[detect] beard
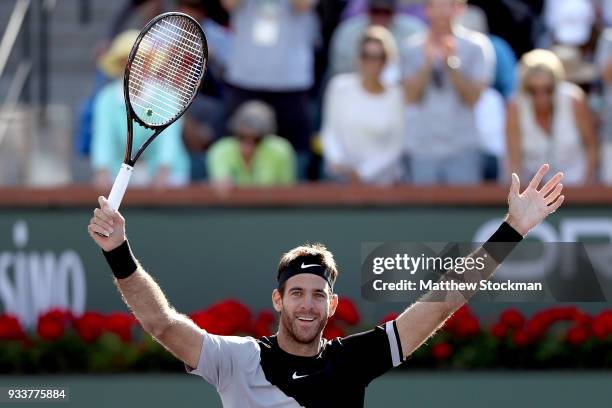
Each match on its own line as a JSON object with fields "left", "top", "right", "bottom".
{"left": 280, "top": 306, "right": 328, "bottom": 345}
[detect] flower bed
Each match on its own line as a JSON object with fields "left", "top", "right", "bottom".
{"left": 1, "top": 300, "right": 611, "bottom": 373}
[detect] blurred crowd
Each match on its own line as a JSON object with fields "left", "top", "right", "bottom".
{"left": 79, "top": 0, "right": 612, "bottom": 188}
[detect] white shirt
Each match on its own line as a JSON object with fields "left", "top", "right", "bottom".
{"left": 517, "top": 81, "right": 587, "bottom": 185}
{"left": 321, "top": 73, "right": 405, "bottom": 185}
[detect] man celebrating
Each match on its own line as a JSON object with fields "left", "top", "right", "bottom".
{"left": 402, "top": 0, "right": 495, "bottom": 184}
{"left": 88, "top": 164, "right": 564, "bottom": 407}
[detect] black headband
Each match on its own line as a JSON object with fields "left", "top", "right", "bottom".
{"left": 277, "top": 255, "right": 334, "bottom": 289}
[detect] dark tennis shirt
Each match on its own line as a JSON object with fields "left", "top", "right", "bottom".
{"left": 187, "top": 320, "right": 405, "bottom": 407}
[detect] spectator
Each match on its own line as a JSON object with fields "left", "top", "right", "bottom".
{"left": 329, "top": 0, "right": 425, "bottom": 84}
{"left": 402, "top": 0, "right": 495, "bottom": 184}
{"left": 595, "top": 28, "right": 612, "bottom": 184}
{"left": 220, "top": 0, "right": 319, "bottom": 173}
{"left": 322, "top": 26, "right": 404, "bottom": 185}
{"left": 207, "top": 101, "right": 297, "bottom": 186}
{"left": 459, "top": 5, "right": 517, "bottom": 99}
{"left": 91, "top": 31, "right": 190, "bottom": 189}
{"left": 506, "top": 50, "right": 598, "bottom": 185}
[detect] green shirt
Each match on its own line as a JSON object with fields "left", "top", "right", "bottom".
{"left": 207, "top": 136, "right": 296, "bottom": 186}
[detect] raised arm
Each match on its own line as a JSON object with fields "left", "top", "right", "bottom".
{"left": 88, "top": 196, "right": 204, "bottom": 369}
{"left": 442, "top": 36, "right": 487, "bottom": 106}
{"left": 395, "top": 164, "right": 565, "bottom": 358}
{"left": 403, "top": 39, "right": 434, "bottom": 104}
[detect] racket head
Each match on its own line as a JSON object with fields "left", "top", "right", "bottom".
{"left": 124, "top": 12, "right": 208, "bottom": 130}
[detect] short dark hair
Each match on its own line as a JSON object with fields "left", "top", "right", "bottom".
{"left": 276, "top": 243, "right": 338, "bottom": 295}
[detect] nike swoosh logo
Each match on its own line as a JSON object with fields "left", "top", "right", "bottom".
{"left": 292, "top": 372, "right": 309, "bottom": 380}
{"left": 301, "top": 263, "right": 320, "bottom": 269}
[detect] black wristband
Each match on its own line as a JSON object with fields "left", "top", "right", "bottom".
{"left": 102, "top": 240, "right": 138, "bottom": 279}
{"left": 482, "top": 222, "right": 524, "bottom": 263}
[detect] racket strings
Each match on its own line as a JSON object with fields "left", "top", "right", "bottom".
{"left": 130, "top": 39, "right": 198, "bottom": 114}
{"left": 132, "top": 41, "right": 202, "bottom": 91}
{"left": 138, "top": 23, "right": 202, "bottom": 78}
{"left": 128, "top": 15, "right": 205, "bottom": 127}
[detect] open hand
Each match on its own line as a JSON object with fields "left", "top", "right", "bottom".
{"left": 505, "top": 164, "right": 565, "bottom": 236}
{"left": 87, "top": 196, "right": 127, "bottom": 252}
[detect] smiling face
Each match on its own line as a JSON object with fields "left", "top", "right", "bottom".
{"left": 273, "top": 274, "right": 338, "bottom": 345}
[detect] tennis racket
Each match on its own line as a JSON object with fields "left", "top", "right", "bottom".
{"left": 106, "top": 12, "right": 208, "bottom": 211}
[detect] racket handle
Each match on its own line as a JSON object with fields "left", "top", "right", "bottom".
{"left": 108, "top": 164, "right": 134, "bottom": 211}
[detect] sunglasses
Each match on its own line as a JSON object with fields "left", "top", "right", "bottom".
{"left": 526, "top": 85, "right": 554, "bottom": 96}
{"left": 360, "top": 51, "right": 386, "bottom": 61}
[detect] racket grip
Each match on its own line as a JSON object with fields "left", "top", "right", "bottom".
{"left": 108, "top": 164, "right": 134, "bottom": 211}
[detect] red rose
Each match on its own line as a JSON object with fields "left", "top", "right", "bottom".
{"left": 207, "top": 300, "right": 252, "bottom": 334}
{"left": 334, "top": 298, "right": 360, "bottom": 326}
{"left": 447, "top": 305, "right": 470, "bottom": 323}
{"left": 105, "top": 313, "right": 135, "bottom": 342}
{"left": 43, "top": 308, "right": 73, "bottom": 323}
{"left": 0, "top": 314, "right": 26, "bottom": 341}
{"left": 500, "top": 309, "right": 525, "bottom": 330}
{"left": 455, "top": 315, "right": 480, "bottom": 337}
{"left": 323, "top": 322, "right": 345, "bottom": 340}
{"left": 491, "top": 323, "right": 508, "bottom": 339}
{"left": 566, "top": 326, "right": 588, "bottom": 345}
{"left": 571, "top": 310, "right": 592, "bottom": 326}
{"left": 36, "top": 309, "right": 73, "bottom": 341}
{"left": 379, "top": 313, "right": 400, "bottom": 325}
{"left": 562, "top": 306, "right": 580, "bottom": 321}
{"left": 37, "top": 315, "right": 65, "bottom": 341}
{"left": 74, "top": 312, "right": 105, "bottom": 343}
{"left": 190, "top": 311, "right": 221, "bottom": 333}
{"left": 591, "top": 319, "right": 607, "bottom": 339}
{"left": 525, "top": 318, "right": 548, "bottom": 340}
{"left": 431, "top": 342, "right": 453, "bottom": 360}
{"left": 512, "top": 329, "right": 530, "bottom": 347}
{"left": 444, "top": 305, "right": 479, "bottom": 336}
{"left": 591, "top": 311, "right": 612, "bottom": 340}
{"left": 252, "top": 311, "right": 276, "bottom": 337}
